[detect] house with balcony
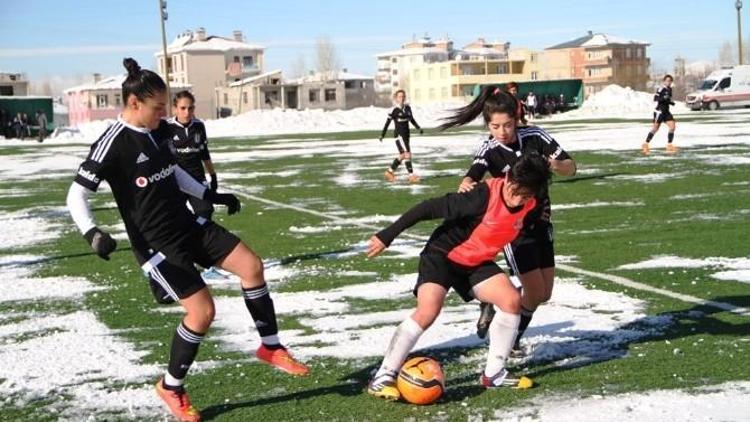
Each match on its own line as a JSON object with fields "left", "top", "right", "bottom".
{"left": 407, "top": 39, "right": 526, "bottom": 104}
{"left": 546, "top": 31, "right": 650, "bottom": 98}
{"left": 64, "top": 73, "right": 189, "bottom": 127}
{"left": 155, "top": 28, "right": 265, "bottom": 118}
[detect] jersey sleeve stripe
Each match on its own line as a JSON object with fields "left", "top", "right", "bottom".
{"left": 91, "top": 122, "right": 121, "bottom": 160}
{"left": 92, "top": 122, "right": 123, "bottom": 162}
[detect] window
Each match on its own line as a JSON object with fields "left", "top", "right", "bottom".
{"left": 96, "top": 94, "right": 108, "bottom": 108}
{"left": 243, "top": 56, "right": 254, "bottom": 69}
{"left": 392, "top": 81, "right": 399, "bottom": 87}
{"left": 440, "top": 67, "right": 447, "bottom": 78}
{"left": 223, "top": 93, "right": 228, "bottom": 105}
{"left": 309, "top": 89, "right": 319, "bottom": 103}
{"left": 325, "top": 88, "right": 337, "bottom": 101}
{"left": 531, "top": 71, "right": 538, "bottom": 81}
{"left": 392, "top": 69, "right": 398, "bottom": 75}
{"left": 719, "top": 78, "right": 731, "bottom": 89}
{"left": 392, "top": 57, "right": 398, "bottom": 63}
{"left": 625, "top": 48, "right": 632, "bottom": 59}
{"left": 531, "top": 53, "right": 538, "bottom": 63}
{"left": 234, "top": 56, "right": 240, "bottom": 63}
{"left": 114, "top": 93, "right": 121, "bottom": 106}
{"left": 441, "top": 87, "right": 448, "bottom": 98}
{"left": 243, "top": 92, "right": 248, "bottom": 104}
{"left": 345, "top": 80, "right": 354, "bottom": 89}
{"left": 428, "top": 88, "right": 435, "bottom": 100}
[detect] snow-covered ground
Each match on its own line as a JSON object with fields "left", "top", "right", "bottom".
{"left": 12, "top": 83, "right": 726, "bottom": 146}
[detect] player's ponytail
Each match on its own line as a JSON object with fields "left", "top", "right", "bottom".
{"left": 121, "top": 57, "right": 167, "bottom": 104}
{"left": 439, "top": 85, "right": 518, "bottom": 131}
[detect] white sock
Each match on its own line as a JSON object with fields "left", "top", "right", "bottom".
{"left": 164, "top": 372, "right": 184, "bottom": 388}
{"left": 375, "top": 317, "right": 424, "bottom": 379}
{"left": 484, "top": 307, "right": 520, "bottom": 377}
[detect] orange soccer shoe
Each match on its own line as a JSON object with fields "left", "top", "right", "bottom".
{"left": 155, "top": 378, "right": 201, "bottom": 422}
{"left": 256, "top": 344, "right": 310, "bottom": 376}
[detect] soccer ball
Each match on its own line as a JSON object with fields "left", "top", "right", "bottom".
{"left": 397, "top": 356, "right": 445, "bottom": 405}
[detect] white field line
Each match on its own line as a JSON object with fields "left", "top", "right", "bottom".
{"left": 229, "top": 184, "right": 750, "bottom": 318}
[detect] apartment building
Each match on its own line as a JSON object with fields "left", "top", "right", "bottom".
{"left": 155, "top": 28, "right": 265, "bottom": 118}
{"left": 546, "top": 31, "right": 650, "bottom": 97}
{"left": 374, "top": 36, "right": 453, "bottom": 104}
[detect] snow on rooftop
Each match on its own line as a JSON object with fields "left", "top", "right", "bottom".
{"left": 581, "top": 33, "right": 649, "bottom": 47}
{"left": 163, "top": 32, "right": 264, "bottom": 54}
{"left": 63, "top": 74, "right": 190, "bottom": 94}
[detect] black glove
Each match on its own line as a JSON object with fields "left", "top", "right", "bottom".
{"left": 669, "top": 101, "right": 676, "bottom": 106}
{"left": 83, "top": 227, "right": 117, "bottom": 260}
{"left": 205, "top": 190, "right": 241, "bottom": 215}
{"left": 209, "top": 173, "right": 218, "bottom": 192}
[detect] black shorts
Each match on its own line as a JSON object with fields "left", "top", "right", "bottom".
{"left": 503, "top": 223, "right": 555, "bottom": 275}
{"left": 653, "top": 110, "right": 674, "bottom": 124}
{"left": 395, "top": 134, "right": 411, "bottom": 153}
{"left": 415, "top": 251, "right": 504, "bottom": 302}
{"left": 138, "top": 221, "right": 241, "bottom": 301}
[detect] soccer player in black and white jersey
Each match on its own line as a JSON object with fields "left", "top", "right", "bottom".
{"left": 440, "top": 85, "right": 577, "bottom": 356}
{"left": 167, "top": 90, "right": 217, "bottom": 219}
{"left": 66, "top": 59, "right": 308, "bottom": 422}
{"left": 379, "top": 89, "right": 423, "bottom": 183}
{"left": 642, "top": 74, "right": 678, "bottom": 155}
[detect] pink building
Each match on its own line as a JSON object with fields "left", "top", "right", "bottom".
{"left": 64, "top": 74, "right": 190, "bottom": 127}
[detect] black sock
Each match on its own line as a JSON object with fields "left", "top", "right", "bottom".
{"left": 645, "top": 132, "right": 654, "bottom": 143}
{"left": 668, "top": 132, "right": 674, "bottom": 143}
{"left": 404, "top": 160, "right": 413, "bottom": 174}
{"left": 514, "top": 306, "right": 534, "bottom": 346}
{"left": 242, "top": 284, "right": 282, "bottom": 348}
{"left": 389, "top": 159, "right": 401, "bottom": 172}
{"left": 166, "top": 321, "right": 205, "bottom": 386}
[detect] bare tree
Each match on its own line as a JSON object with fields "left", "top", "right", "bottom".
{"left": 315, "top": 36, "right": 340, "bottom": 79}
{"left": 290, "top": 53, "right": 308, "bottom": 79}
{"left": 719, "top": 41, "right": 736, "bottom": 66}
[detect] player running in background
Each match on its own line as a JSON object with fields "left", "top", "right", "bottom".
{"left": 66, "top": 58, "right": 308, "bottom": 422}
{"left": 642, "top": 74, "right": 678, "bottom": 155}
{"left": 441, "top": 86, "right": 576, "bottom": 356}
{"left": 365, "top": 153, "right": 550, "bottom": 401}
{"left": 506, "top": 82, "right": 528, "bottom": 126}
{"left": 379, "top": 89, "right": 423, "bottom": 183}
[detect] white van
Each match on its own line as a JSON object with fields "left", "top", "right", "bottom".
{"left": 685, "top": 65, "right": 750, "bottom": 110}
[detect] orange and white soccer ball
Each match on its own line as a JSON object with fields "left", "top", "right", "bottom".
{"left": 397, "top": 356, "right": 445, "bottom": 405}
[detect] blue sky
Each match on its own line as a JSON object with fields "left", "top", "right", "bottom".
{"left": 0, "top": 0, "right": 746, "bottom": 81}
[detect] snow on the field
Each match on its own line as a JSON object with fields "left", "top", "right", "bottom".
{"left": 553, "top": 201, "right": 644, "bottom": 211}
{"left": 559, "top": 84, "right": 690, "bottom": 119}
{"left": 0, "top": 209, "right": 63, "bottom": 250}
{"left": 498, "top": 381, "right": 750, "bottom": 422}
{"left": 617, "top": 255, "right": 750, "bottom": 284}
{"left": 181, "top": 274, "right": 658, "bottom": 364}
{"left": 0, "top": 256, "right": 101, "bottom": 302}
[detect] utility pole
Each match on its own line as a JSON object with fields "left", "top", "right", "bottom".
{"left": 158, "top": 0, "right": 172, "bottom": 115}
{"left": 738, "top": 0, "right": 744, "bottom": 65}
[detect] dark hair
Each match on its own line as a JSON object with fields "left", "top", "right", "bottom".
{"left": 663, "top": 74, "right": 674, "bottom": 81}
{"left": 122, "top": 58, "right": 167, "bottom": 103}
{"left": 173, "top": 90, "right": 195, "bottom": 106}
{"left": 507, "top": 152, "right": 551, "bottom": 198}
{"left": 506, "top": 82, "right": 518, "bottom": 90}
{"left": 439, "top": 85, "right": 518, "bottom": 131}
{"left": 393, "top": 89, "right": 406, "bottom": 98}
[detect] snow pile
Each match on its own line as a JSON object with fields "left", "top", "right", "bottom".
{"left": 618, "top": 255, "right": 750, "bottom": 284}
{"left": 562, "top": 84, "right": 689, "bottom": 118}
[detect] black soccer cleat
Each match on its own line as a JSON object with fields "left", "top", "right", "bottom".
{"left": 476, "top": 302, "right": 496, "bottom": 339}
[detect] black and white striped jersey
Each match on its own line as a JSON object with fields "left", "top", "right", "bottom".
{"left": 166, "top": 118, "right": 210, "bottom": 181}
{"left": 465, "top": 126, "right": 571, "bottom": 229}
{"left": 654, "top": 85, "right": 674, "bottom": 113}
{"left": 380, "top": 105, "right": 421, "bottom": 139}
{"left": 73, "top": 118, "right": 197, "bottom": 252}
